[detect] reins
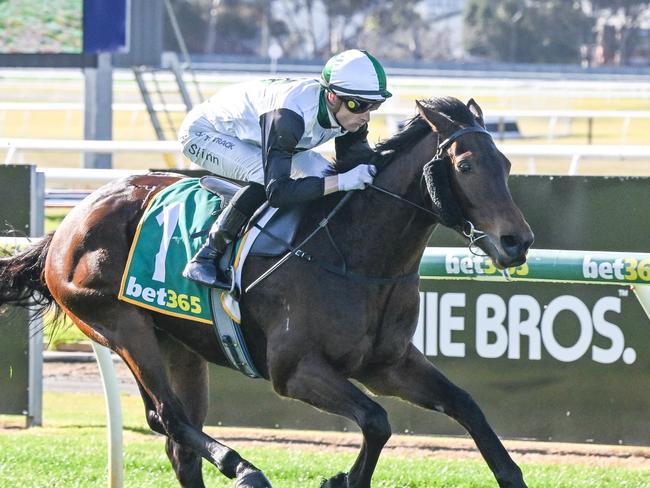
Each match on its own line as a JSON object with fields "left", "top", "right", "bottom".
{"left": 367, "top": 183, "right": 438, "bottom": 218}
{"left": 245, "top": 187, "right": 421, "bottom": 293}
{"left": 245, "top": 192, "right": 355, "bottom": 292}
{"left": 245, "top": 124, "right": 499, "bottom": 293}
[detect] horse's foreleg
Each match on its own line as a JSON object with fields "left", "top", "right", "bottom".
{"left": 95, "top": 308, "right": 271, "bottom": 488}
{"left": 361, "top": 345, "right": 527, "bottom": 488}
{"left": 272, "top": 355, "right": 390, "bottom": 488}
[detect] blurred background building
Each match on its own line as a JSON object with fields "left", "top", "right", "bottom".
{"left": 158, "top": 0, "right": 649, "bottom": 67}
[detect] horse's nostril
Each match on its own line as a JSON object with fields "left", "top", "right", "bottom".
{"left": 501, "top": 234, "right": 534, "bottom": 257}
{"left": 523, "top": 234, "right": 534, "bottom": 252}
{"left": 501, "top": 235, "right": 521, "bottom": 255}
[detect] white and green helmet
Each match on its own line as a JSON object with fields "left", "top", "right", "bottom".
{"left": 320, "top": 49, "right": 392, "bottom": 101}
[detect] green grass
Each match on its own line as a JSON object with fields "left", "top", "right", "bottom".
{"left": 45, "top": 208, "right": 69, "bottom": 234}
{"left": 0, "top": 0, "right": 82, "bottom": 53}
{"left": 1, "top": 392, "right": 648, "bottom": 487}
{"left": 1, "top": 427, "right": 648, "bottom": 487}
{"left": 43, "top": 317, "right": 88, "bottom": 350}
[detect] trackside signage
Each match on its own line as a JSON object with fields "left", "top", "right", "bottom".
{"left": 413, "top": 291, "right": 635, "bottom": 364}
{"left": 415, "top": 249, "right": 648, "bottom": 365}
{"left": 413, "top": 177, "right": 650, "bottom": 445}
{"left": 410, "top": 277, "right": 650, "bottom": 445}
{"left": 419, "top": 248, "right": 650, "bottom": 285}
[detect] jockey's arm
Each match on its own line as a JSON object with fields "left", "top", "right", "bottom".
{"left": 260, "top": 109, "right": 334, "bottom": 208}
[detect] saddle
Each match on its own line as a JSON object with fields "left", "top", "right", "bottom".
{"left": 199, "top": 176, "right": 308, "bottom": 378}
{"left": 198, "top": 175, "right": 306, "bottom": 259}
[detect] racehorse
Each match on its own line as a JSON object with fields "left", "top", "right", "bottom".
{"left": 0, "top": 97, "right": 533, "bottom": 488}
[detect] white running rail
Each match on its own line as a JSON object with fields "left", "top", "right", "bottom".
{"left": 2, "top": 138, "right": 649, "bottom": 180}
{"left": 1, "top": 138, "right": 184, "bottom": 168}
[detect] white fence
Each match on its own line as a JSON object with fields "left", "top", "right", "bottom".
{"left": 2, "top": 138, "right": 649, "bottom": 184}
{"left": 1, "top": 138, "right": 183, "bottom": 167}
{"left": 379, "top": 108, "right": 650, "bottom": 143}
{"left": 4, "top": 101, "right": 650, "bottom": 143}
{"left": 499, "top": 143, "right": 650, "bottom": 174}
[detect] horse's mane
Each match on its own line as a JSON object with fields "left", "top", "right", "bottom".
{"left": 373, "top": 97, "right": 475, "bottom": 170}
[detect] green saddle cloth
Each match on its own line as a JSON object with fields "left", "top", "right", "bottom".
{"left": 118, "top": 178, "right": 222, "bottom": 324}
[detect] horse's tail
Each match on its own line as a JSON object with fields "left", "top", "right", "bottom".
{"left": 0, "top": 233, "right": 58, "bottom": 318}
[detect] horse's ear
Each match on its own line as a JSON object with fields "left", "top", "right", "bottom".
{"left": 467, "top": 98, "right": 485, "bottom": 128}
{"left": 416, "top": 100, "right": 455, "bottom": 134}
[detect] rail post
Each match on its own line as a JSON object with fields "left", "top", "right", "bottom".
{"left": 91, "top": 342, "right": 124, "bottom": 488}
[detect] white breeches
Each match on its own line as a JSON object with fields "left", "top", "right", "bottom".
{"left": 178, "top": 116, "right": 332, "bottom": 184}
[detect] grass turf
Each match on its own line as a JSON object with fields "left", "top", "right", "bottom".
{"left": 0, "top": 392, "right": 648, "bottom": 487}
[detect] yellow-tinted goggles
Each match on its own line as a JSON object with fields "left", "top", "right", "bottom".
{"left": 341, "top": 97, "right": 383, "bottom": 114}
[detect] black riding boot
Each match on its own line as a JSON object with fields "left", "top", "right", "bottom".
{"left": 182, "top": 202, "right": 249, "bottom": 289}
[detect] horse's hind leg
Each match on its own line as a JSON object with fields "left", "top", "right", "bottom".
{"left": 88, "top": 306, "right": 271, "bottom": 487}
{"left": 158, "top": 333, "right": 210, "bottom": 487}
{"left": 159, "top": 334, "right": 210, "bottom": 487}
{"left": 360, "top": 345, "right": 527, "bottom": 488}
{"left": 133, "top": 366, "right": 205, "bottom": 488}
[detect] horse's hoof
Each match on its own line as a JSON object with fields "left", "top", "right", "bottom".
{"left": 236, "top": 470, "right": 272, "bottom": 488}
{"left": 497, "top": 471, "right": 528, "bottom": 488}
{"left": 502, "top": 481, "right": 528, "bottom": 488}
{"left": 320, "top": 472, "right": 348, "bottom": 488}
{"left": 499, "top": 482, "right": 528, "bottom": 488}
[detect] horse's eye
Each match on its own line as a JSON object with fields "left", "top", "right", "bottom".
{"left": 458, "top": 162, "right": 471, "bottom": 173}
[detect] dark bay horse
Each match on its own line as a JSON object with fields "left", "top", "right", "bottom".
{"left": 0, "top": 97, "right": 533, "bottom": 488}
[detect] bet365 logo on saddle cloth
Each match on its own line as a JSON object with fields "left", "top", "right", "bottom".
{"left": 118, "top": 178, "right": 222, "bottom": 324}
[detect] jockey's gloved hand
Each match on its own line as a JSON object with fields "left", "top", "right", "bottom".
{"left": 338, "top": 164, "right": 377, "bottom": 191}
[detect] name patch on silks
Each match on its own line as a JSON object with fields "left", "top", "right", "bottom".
{"left": 118, "top": 178, "right": 222, "bottom": 324}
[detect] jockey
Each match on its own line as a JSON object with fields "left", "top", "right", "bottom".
{"left": 179, "top": 49, "right": 392, "bottom": 289}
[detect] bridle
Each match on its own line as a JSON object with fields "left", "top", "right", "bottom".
{"left": 368, "top": 124, "right": 513, "bottom": 280}
{"left": 372, "top": 124, "right": 493, "bottom": 256}
{"left": 245, "top": 124, "right": 498, "bottom": 292}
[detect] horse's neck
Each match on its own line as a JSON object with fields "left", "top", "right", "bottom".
{"left": 376, "top": 133, "right": 434, "bottom": 195}
{"left": 332, "top": 135, "right": 437, "bottom": 276}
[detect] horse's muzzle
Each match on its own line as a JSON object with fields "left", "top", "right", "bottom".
{"left": 496, "top": 231, "right": 534, "bottom": 268}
